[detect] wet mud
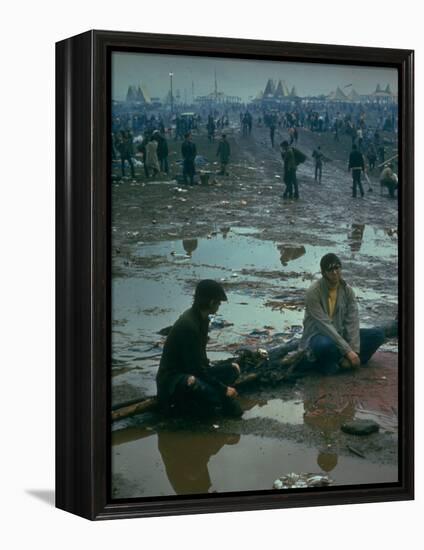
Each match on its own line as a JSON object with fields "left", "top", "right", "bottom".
{"left": 111, "top": 120, "right": 398, "bottom": 498}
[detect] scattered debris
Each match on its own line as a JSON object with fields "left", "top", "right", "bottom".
{"left": 341, "top": 420, "right": 380, "bottom": 436}
{"left": 347, "top": 445, "right": 366, "bottom": 459}
{"left": 273, "top": 473, "right": 332, "bottom": 490}
{"left": 209, "top": 318, "right": 234, "bottom": 330}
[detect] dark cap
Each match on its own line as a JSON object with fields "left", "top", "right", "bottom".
{"left": 320, "top": 253, "right": 342, "bottom": 272}
{"left": 194, "top": 279, "right": 227, "bottom": 302}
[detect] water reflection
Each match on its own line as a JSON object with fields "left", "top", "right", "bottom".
{"left": 182, "top": 238, "right": 198, "bottom": 256}
{"left": 220, "top": 226, "right": 230, "bottom": 239}
{"left": 317, "top": 450, "right": 338, "bottom": 473}
{"left": 277, "top": 245, "right": 306, "bottom": 266}
{"left": 157, "top": 431, "right": 240, "bottom": 494}
{"left": 242, "top": 397, "right": 305, "bottom": 424}
{"left": 303, "top": 378, "right": 356, "bottom": 435}
{"left": 348, "top": 223, "right": 365, "bottom": 254}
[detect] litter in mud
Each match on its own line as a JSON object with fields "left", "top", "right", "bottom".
{"left": 273, "top": 473, "right": 332, "bottom": 490}
{"left": 347, "top": 445, "right": 366, "bottom": 459}
{"left": 341, "top": 419, "right": 380, "bottom": 436}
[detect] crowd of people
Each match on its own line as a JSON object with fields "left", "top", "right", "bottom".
{"left": 111, "top": 100, "right": 398, "bottom": 200}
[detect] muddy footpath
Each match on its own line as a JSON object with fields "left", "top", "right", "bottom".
{"left": 110, "top": 120, "right": 399, "bottom": 498}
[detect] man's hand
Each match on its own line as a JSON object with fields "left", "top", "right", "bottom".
{"left": 345, "top": 350, "right": 360, "bottom": 368}
{"left": 226, "top": 386, "right": 238, "bottom": 398}
{"left": 187, "top": 376, "right": 196, "bottom": 387}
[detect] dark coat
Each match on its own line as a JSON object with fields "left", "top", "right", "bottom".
{"left": 217, "top": 140, "right": 231, "bottom": 163}
{"left": 281, "top": 147, "right": 296, "bottom": 183}
{"left": 156, "top": 306, "right": 226, "bottom": 405}
{"left": 156, "top": 135, "right": 169, "bottom": 160}
{"left": 182, "top": 140, "right": 197, "bottom": 162}
{"left": 348, "top": 150, "right": 365, "bottom": 171}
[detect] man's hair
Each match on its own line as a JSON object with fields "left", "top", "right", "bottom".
{"left": 320, "top": 253, "right": 342, "bottom": 272}
{"left": 352, "top": 144, "right": 357, "bottom": 150}
{"left": 184, "top": 132, "right": 191, "bottom": 139}
{"left": 193, "top": 279, "right": 228, "bottom": 308}
{"left": 281, "top": 140, "right": 289, "bottom": 148}
{"left": 222, "top": 134, "right": 226, "bottom": 138}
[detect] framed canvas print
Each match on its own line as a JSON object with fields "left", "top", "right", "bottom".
{"left": 56, "top": 30, "right": 414, "bottom": 520}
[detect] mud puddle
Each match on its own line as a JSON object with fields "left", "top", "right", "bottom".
{"left": 111, "top": 426, "right": 397, "bottom": 498}
{"left": 112, "top": 227, "right": 397, "bottom": 403}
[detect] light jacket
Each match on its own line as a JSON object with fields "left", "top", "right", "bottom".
{"left": 299, "top": 277, "right": 360, "bottom": 355}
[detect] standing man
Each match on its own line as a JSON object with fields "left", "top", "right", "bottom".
{"left": 348, "top": 144, "right": 365, "bottom": 198}
{"left": 269, "top": 112, "right": 277, "bottom": 148}
{"left": 145, "top": 135, "right": 160, "bottom": 177}
{"left": 312, "top": 146, "right": 324, "bottom": 184}
{"left": 299, "top": 253, "right": 387, "bottom": 374}
{"left": 156, "top": 280, "right": 243, "bottom": 418}
{"left": 182, "top": 132, "right": 197, "bottom": 185}
{"left": 154, "top": 130, "right": 169, "bottom": 174}
{"left": 117, "top": 130, "right": 135, "bottom": 179}
{"left": 366, "top": 143, "right": 377, "bottom": 172}
{"left": 216, "top": 134, "right": 231, "bottom": 176}
{"left": 207, "top": 114, "right": 215, "bottom": 142}
{"left": 280, "top": 140, "right": 299, "bottom": 199}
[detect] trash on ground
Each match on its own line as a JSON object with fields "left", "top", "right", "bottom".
{"left": 273, "top": 473, "right": 332, "bottom": 490}
{"left": 341, "top": 419, "right": 380, "bottom": 436}
{"left": 209, "top": 318, "right": 235, "bottom": 330}
{"left": 347, "top": 445, "right": 366, "bottom": 458}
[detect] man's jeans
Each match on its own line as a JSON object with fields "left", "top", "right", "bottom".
{"left": 309, "top": 328, "right": 385, "bottom": 374}
{"left": 352, "top": 170, "right": 364, "bottom": 197}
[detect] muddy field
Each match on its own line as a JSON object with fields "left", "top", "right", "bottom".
{"left": 110, "top": 118, "right": 399, "bottom": 498}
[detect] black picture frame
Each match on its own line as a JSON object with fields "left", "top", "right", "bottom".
{"left": 56, "top": 29, "right": 414, "bottom": 520}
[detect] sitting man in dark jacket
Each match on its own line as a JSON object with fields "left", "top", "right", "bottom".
{"left": 156, "top": 280, "right": 243, "bottom": 418}
{"left": 299, "top": 253, "right": 389, "bottom": 374}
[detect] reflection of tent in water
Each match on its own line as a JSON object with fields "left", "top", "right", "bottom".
{"left": 277, "top": 245, "right": 306, "bottom": 265}
{"left": 158, "top": 431, "right": 240, "bottom": 495}
{"left": 348, "top": 223, "right": 365, "bottom": 254}
{"left": 182, "top": 238, "right": 198, "bottom": 255}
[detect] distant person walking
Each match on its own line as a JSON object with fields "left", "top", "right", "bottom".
{"left": 117, "top": 130, "right": 135, "bottom": 179}
{"left": 348, "top": 144, "right": 365, "bottom": 198}
{"left": 312, "top": 146, "right": 324, "bottom": 184}
{"left": 216, "top": 134, "right": 231, "bottom": 176}
{"left": 270, "top": 121, "right": 276, "bottom": 148}
{"left": 154, "top": 130, "right": 169, "bottom": 174}
{"left": 281, "top": 140, "right": 299, "bottom": 199}
{"left": 182, "top": 132, "right": 197, "bottom": 185}
{"left": 366, "top": 143, "right": 377, "bottom": 172}
{"left": 145, "top": 136, "right": 160, "bottom": 177}
{"left": 207, "top": 115, "right": 216, "bottom": 142}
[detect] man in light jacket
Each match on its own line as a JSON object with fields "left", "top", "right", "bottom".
{"left": 299, "top": 253, "right": 386, "bottom": 374}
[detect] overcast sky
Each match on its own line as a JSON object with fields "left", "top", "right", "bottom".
{"left": 112, "top": 51, "right": 398, "bottom": 102}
